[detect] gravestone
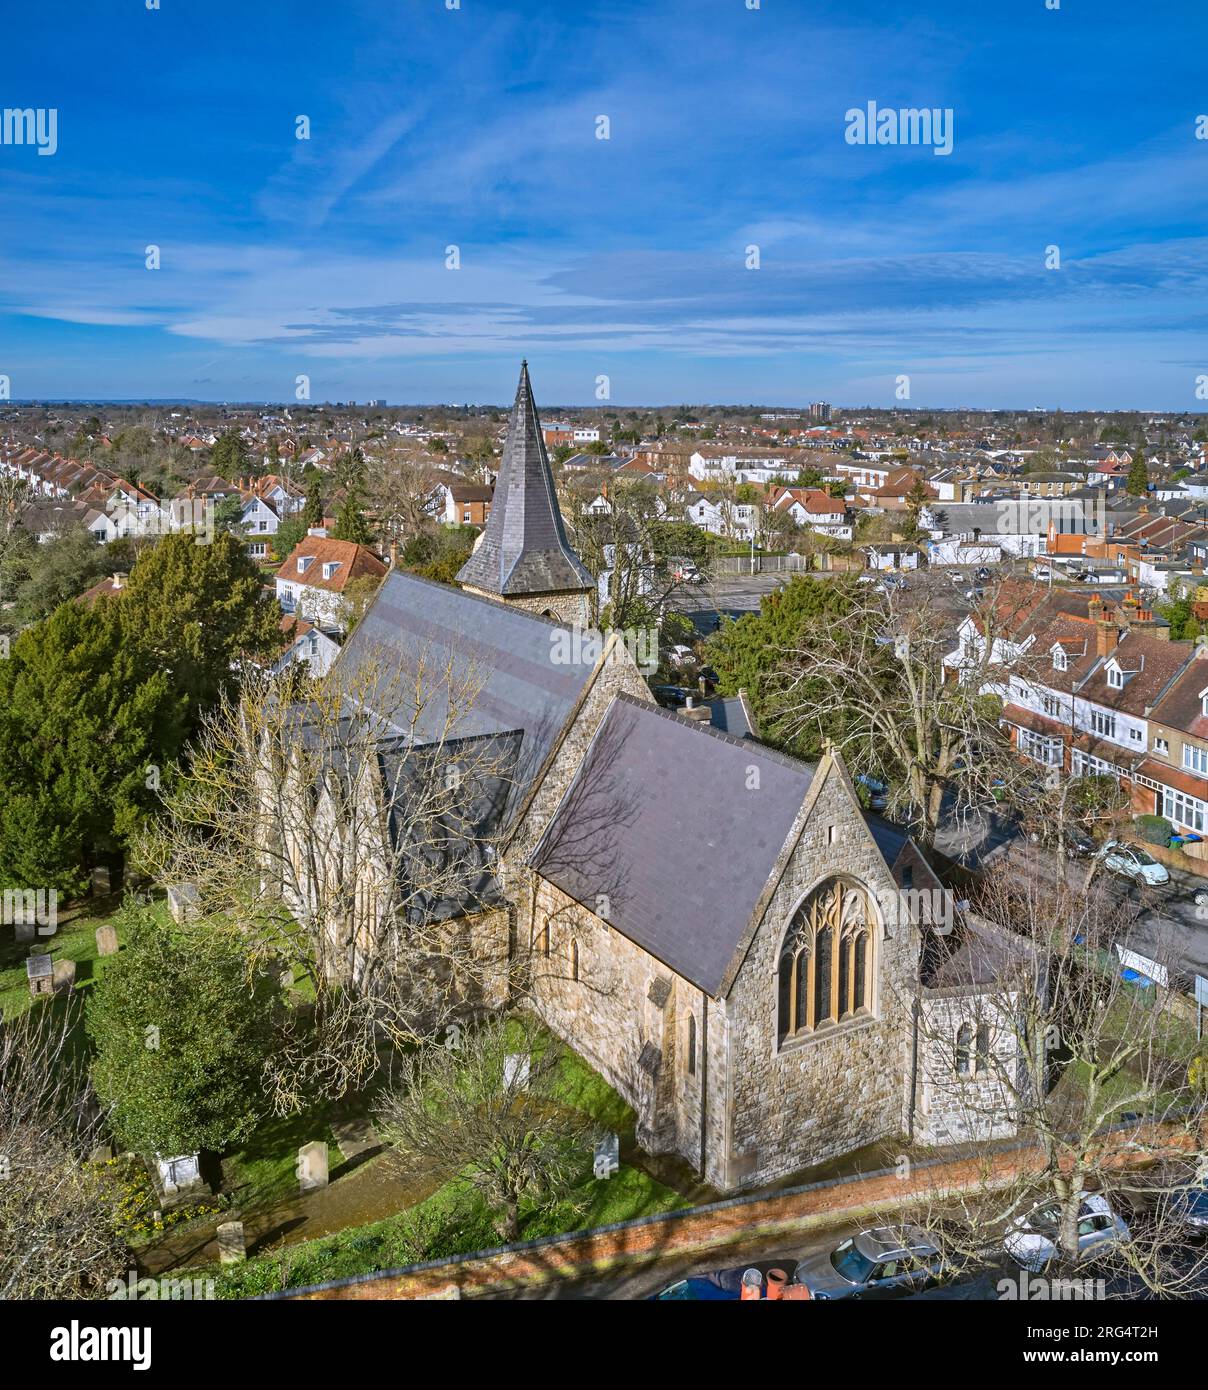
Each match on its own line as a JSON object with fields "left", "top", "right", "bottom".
{"left": 297, "top": 1141, "right": 329, "bottom": 1194}
{"left": 91, "top": 865, "right": 111, "bottom": 896}
{"left": 26, "top": 953, "right": 53, "bottom": 997}
{"left": 216, "top": 1221, "right": 246, "bottom": 1265}
{"left": 593, "top": 1131, "right": 620, "bottom": 1181}
{"left": 503, "top": 1053, "right": 530, "bottom": 1090}
{"left": 154, "top": 1152, "right": 204, "bottom": 1201}
{"left": 167, "top": 883, "right": 201, "bottom": 924}
{"left": 95, "top": 925, "right": 119, "bottom": 957}
{"left": 52, "top": 959, "right": 76, "bottom": 993}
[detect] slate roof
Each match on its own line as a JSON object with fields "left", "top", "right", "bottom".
{"left": 455, "top": 363, "right": 594, "bottom": 598}
{"left": 529, "top": 692, "right": 817, "bottom": 995}
{"left": 333, "top": 568, "right": 599, "bottom": 818}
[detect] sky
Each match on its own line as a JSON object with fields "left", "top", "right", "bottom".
{"left": 1, "top": 0, "right": 1207, "bottom": 409}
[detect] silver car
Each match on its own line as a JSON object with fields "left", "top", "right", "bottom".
{"left": 1003, "top": 1192, "right": 1130, "bottom": 1272}
{"left": 793, "top": 1225, "right": 944, "bottom": 1300}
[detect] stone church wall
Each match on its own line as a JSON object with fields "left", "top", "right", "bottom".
{"left": 913, "top": 987, "right": 1022, "bottom": 1147}
{"left": 720, "top": 761, "right": 918, "bottom": 1190}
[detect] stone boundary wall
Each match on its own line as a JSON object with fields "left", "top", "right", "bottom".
{"left": 267, "top": 1117, "right": 1202, "bottom": 1301}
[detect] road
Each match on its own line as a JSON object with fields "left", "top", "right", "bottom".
{"left": 936, "top": 808, "right": 1208, "bottom": 985}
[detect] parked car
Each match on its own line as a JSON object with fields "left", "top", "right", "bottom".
{"left": 1098, "top": 841, "right": 1170, "bottom": 887}
{"left": 665, "top": 644, "right": 696, "bottom": 667}
{"left": 1159, "top": 1179, "right": 1208, "bottom": 1238}
{"left": 947, "top": 570, "right": 966, "bottom": 585}
{"left": 975, "top": 567, "right": 993, "bottom": 581}
{"left": 1029, "top": 824, "right": 1097, "bottom": 859}
{"left": 857, "top": 573, "right": 879, "bottom": 586}
{"left": 793, "top": 1226, "right": 945, "bottom": 1300}
{"left": 650, "top": 684, "right": 692, "bottom": 709}
{"left": 1003, "top": 1193, "right": 1130, "bottom": 1272}
{"left": 650, "top": 1260, "right": 794, "bottom": 1300}
{"left": 964, "top": 585, "right": 985, "bottom": 602}
{"left": 668, "top": 556, "right": 703, "bottom": 584}
{"left": 855, "top": 774, "right": 888, "bottom": 812}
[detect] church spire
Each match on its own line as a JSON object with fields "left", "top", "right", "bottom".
{"left": 456, "top": 362, "right": 593, "bottom": 618}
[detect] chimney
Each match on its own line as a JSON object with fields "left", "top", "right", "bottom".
{"left": 681, "top": 694, "right": 711, "bottom": 723}
{"left": 307, "top": 526, "right": 327, "bottom": 538}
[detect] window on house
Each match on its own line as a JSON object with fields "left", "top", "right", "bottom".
{"left": 777, "top": 880, "right": 871, "bottom": 1043}
{"left": 1163, "top": 787, "right": 1208, "bottom": 833}
{"left": 1154, "top": 737, "right": 1169, "bottom": 755}
{"left": 1202, "top": 693, "right": 1208, "bottom": 720}
{"left": 975, "top": 1024, "right": 990, "bottom": 1073}
{"left": 955, "top": 1022, "right": 974, "bottom": 1076}
{"left": 1042, "top": 695, "right": 1060, "bottom": 718}
{"left": 298, "top": 556, "right": 314, "bottom": 574}
{"left": 686, "top": 1014, "right": 697, "bottom": 1076}
{"left": 1184, "top": 745, "right": 1208, "bottom": 775}
{"left": 1130, "top": 728, "right": 1142, "bottom": 742}
{"left": 1107, "top": 666, "right": 1123, "bottom": 689}
{"left": 1090, "top": 711, "right": 1116, "bottom": 739}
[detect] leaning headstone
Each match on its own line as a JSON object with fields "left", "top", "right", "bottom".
{"left": 503, "top": 1053, "right": 531, "bottom": 1090}
{"left": 167, "top": 882, "right": 201, "bottom": 924}
{"left": 216, "top": 1221, "right": 246, "bottom": 1265}
{"left": 26, "top": 953, "right": 54, "bottom": 997}
{"left": 593, "top": 1131, "right": 620, "bottom": 1181}
{"left": 156, "top": 1152, "right": 202, "bottom": 1197}
{"left": 52, "top": 958, "right": 76, "bottom": 993}
{"left": 91, "top": 865, "right": 111, "bottom": 897}
{"left": 297, "top": 1141, "right": 329, "bottom": 1194}
{"left": 95, "top": 925, "right": 119, "bottom": 957}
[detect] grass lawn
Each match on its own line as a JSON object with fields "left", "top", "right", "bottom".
{"left": 0, "top": 893, "right": 173, "bottom": 1021}
{"left": 198, "top": 1016, "right": 687, "bottom": 1297}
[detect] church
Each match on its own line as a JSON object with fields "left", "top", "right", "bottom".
{"left": 308, "top": 363, "right": 1025, "bottom": 1192}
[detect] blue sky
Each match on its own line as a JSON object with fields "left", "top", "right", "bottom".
{"left": 1, "top": 0, "right": 1206, "bottom": 408}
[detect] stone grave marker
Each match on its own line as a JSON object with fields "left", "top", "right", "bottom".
{"left": 503, "top": 1053, "right": 530, "bottom": 1090}
{"left": 297, "top": 1141, "right": 329, "bottom": 1194}
{"left": 91, "top": 865, "right": 111, "bottom": 896}
{"left": 52, "top": 958, "right": 76, "bottom": 993}
{"left": 217, "top": 1221, "right": 246, "bottom": 1265}
{"left": 593, "top": 1131, "right": 620, "bottom": 1181}
{"left": 95, "top": 925, "right": 119, "bottom": 957}
{"left": 26, "top": 953, "right": 54, "bottom": 997}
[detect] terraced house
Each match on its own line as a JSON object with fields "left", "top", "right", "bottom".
{"left": 977, "top": 583, "right": 1208, "bottom": 846}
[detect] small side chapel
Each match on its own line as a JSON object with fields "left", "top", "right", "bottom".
{"left": 319, "top": 362, "right": 1024, "bottom": 1191}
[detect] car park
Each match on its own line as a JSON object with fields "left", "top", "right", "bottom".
{"left": 1003, "top": 1192, "right": 1130, "bottom": 1272}
{"left": 793, "top": 1226, "right": 945, "bottom": 1300}
{"left": 1097, "top": 841, "right": 1170, "bottom": 887}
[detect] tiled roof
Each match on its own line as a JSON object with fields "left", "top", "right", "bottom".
{"left": 276, "top": 537, "right": 387, "bottom": 593}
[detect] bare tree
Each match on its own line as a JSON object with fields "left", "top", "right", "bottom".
{"left": 366, "top": 450, "right": 440, "bottom": 547}
{"left": 376, "top": 1014, "right": 599, "bottom": 1242}
{"left": 136, "top": 645, "right": 517, "bottom": 1115}
{"left": 772, "top": 575, "right": 1047, "bottom": 845}
{"left": 903, "top": 862, "right": 1208, "bottom": 1295}
{"left": 0, "top": 1003, "right": 126, "bottom": 1300}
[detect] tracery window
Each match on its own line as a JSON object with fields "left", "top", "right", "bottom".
{"left": 777, "top": 879, "right": 873, "bottom": 1043}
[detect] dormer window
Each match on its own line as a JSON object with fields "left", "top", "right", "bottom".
{"left": 322, "top": 561, "right": 341, "bottom": 581}
{"left": 1053, "top": 649, "right": 1068, "bottom": 672}
{"left": 1107, "top": 665, "right": 1123, "bottom": 689}
{"left": 1201, "top": 688, "right": 1208, "bottom": 719}
{"left": 297, "top": 555, "right": 314, "bottom": 575}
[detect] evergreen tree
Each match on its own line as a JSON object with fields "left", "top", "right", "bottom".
{"left": 331, "top": 489, "right": 374, "bottom": 545}
{"left": 119, "top": 532, "right": 283, "bottom": 724}
{"left": 301, "top": 480, "right": 324, "bottom": 530}
{"left": 0, "top": 601, "right": 183, "bottom": 894}
{"left": 1126, "top": 448, "right": 1149, "bottom": 496}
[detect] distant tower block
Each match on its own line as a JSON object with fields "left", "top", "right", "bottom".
{"left": 456, "top": 361, "right": 594, "bottom": 627}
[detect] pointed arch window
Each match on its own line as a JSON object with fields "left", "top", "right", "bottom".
{"left": 975, "top": 1023, "right": 991, "bottom": 1072}
{"left": 955, "top": 1022, "right": 974, "bottom": 1075}
{"left": 777, "top": 879, "right": 873, "bottom": 1044}
{"left": 686, "top": 1014, "right": 697, "bottom": 1076}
